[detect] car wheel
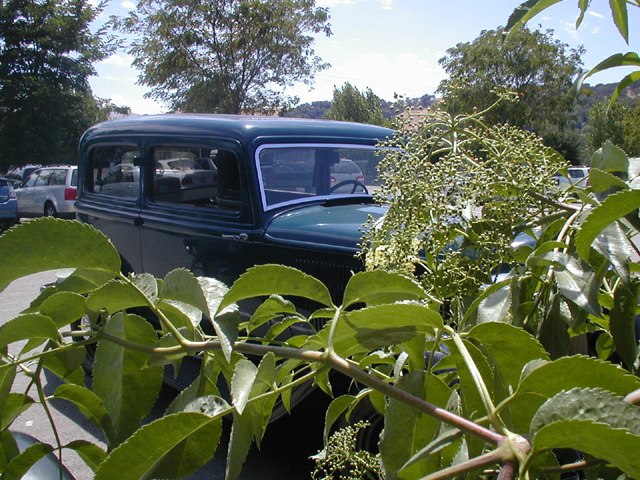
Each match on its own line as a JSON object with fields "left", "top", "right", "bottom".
{"left": 44, "top": 202, "right": 57, "bottom": 217}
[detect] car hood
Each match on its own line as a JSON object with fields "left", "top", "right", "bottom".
{"left": 264, "top": 202, "right": 387, "bottom": 251}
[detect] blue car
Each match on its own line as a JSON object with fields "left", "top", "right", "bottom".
{"left": 0, "top": 176, "right": 18, "bottom": 231}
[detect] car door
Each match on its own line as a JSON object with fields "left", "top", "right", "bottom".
{"left": 75, "top": 143, "right": 143, "bottom": 273}
{"left": 17, "top": 169, "right": 49, "bottom": 216}
{"left": 138, "top": 141, "right": 257, "bottom": 291}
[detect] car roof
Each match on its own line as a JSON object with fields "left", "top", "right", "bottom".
{"left": 80, "top": 114, "right": 395, "bottom": 149}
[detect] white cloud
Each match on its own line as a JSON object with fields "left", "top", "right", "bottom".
{"left": 294, "top": 51, "right": 444, "bottom": 102}
{"left": 109, "top": 93, "right": 166, "bottom": 116}
{"left": 588, "top": 11, "right": 605, "bottom": 19}
{"left": 99, "top": 53, "right": 135, "bottom": 67}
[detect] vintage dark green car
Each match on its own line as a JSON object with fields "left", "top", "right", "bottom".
{"left": 76, "top": 114, "right": 393, "bottom": 392}
{"left": 77, "top": 114, "right": 392, "bottom": 293}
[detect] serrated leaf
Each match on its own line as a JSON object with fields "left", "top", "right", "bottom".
{"left": 0, "top": 314, "right": 58, "bottom": 353}
{"left": 590, "top": 140, "right": 629, "bottom": 173}
{"left": 593, "top": 222, "right": 633, "bottom": 284}
{"left": 328, "top": 302, "right": 443, "bottom": 357}
{"left": 467, "top": 323, "right": 549, "bottom": 403}
{"left": 157, "top": 299, "right": 200, "bottom": 335}
{"left": 508, "top": 355, "right": 640, "bottom": 433}
{"left": 0, "top": 362, "right": 16, "bottom": 416}
{"left": 609, "top": 281, "right": 640, "bottom": 370}
{"left": 540, "top": 252, "right": 601, "bottom": 317}
{"left": 161, "top": 268, "right": 208, "bottom": 313}
{"left": 529, "top": 420, "right": 640, "bottom": 479}
{"left": 0, "top": 429, "right": 19, "bottom": 472}
{"left": 86, "top": 279, "right": 151, "bottom": 315}
{"left": 589, "top": 168, "right": 629, "bottom": 192}
{"left": 246, "top": 294, "right": 298, "bottom": 334}
{"left": 576, "top": 189, "right": 640, "bottom": 260}
{"left": 198, "top": 276, "right": 229, "bottom": 318}
{"left": 166, "top": 356, "right": 222, "bottom": 415}
{"left": 531, "top": 388, "right": 640, "bottom": 437}
{"left": 342, "top": 270, "right": 430, "bottom": 308}
{"left": 43, "top": 345, "right": 86, "bottom": 385}
{"left": 380, "top": 371, "right": 452, "bottom": 479}
{"left": 38, "top": 292, "right": 87, "bottom": 329}
{"left": 217, "top": 264, "right": 334, "bottom": 313}
{"left": 1, "top": 393, "right": 34, "bottom": 430}
{"left": 54, "top": 384, "right": 117, "bottom": 446}
{"left": 505, "top": 0, "right": 562, "bottom": 32}
{"left": 0, "top": 218, "right": 121, "bottom": 293}
{"left": 323, "top": 395, "right": 357, "bottom": 445}
{"left": 463, "top": 277, "right": 510, "bottom": 324}
{"left": 211, "top": 304, "right": 242, "bottom": 362}
{"left": 609, "top": 0, "right": 629, "bottom": 42}
{"left": 3, "top": 442, "right": 55, "bottom": 480}
{"left": 477, "top": 283, "right": 512, "bottom": 324}
{"left": 94, "top": 412, "right": 222, "bottom": 480}
{"left": 231, "top": 359, "right": 257, "bottom": 415}
{"left": 92, "top": 312, "right": 163, "bottom": 446}
{"left": 65, "top": 440, "right": 107, "bottom": 472}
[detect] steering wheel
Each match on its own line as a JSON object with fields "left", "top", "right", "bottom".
{"left": 328, "top": 180, "right": 369, "bottom": 194}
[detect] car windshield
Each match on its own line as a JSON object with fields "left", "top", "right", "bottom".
{"left": 256, "top": 144, "right": 383, "bottom": 210}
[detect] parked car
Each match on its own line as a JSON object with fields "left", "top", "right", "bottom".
{"left": 15, "top": 166, "right": 77, "bottom": 218}
{"left": 0, "top": 176, "right": 18, "bottom": 231}
{"left": 75, "top": 115, "right": 392, "bottom": 391}
{"left": 330, "top": 158, "right": 366, "bottom": 193}
{"left": 554, "top": 166, "right": 590, "bottom": 187}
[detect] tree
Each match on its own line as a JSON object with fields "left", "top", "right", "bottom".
{"left": 324, "top": 82, "right": 387, "bottom": 126}
{"left": 0, "top": 0, "right": 119, "bottom": 171}
{"left": 437, "top": 28, "right": 583, "bottom": 139}
{"left": 113, "top": 0, "right": 332, "bottom": 114}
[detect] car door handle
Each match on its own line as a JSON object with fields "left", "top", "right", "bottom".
{"left": 222, "top": 233, "right": 248, "bottom": 242}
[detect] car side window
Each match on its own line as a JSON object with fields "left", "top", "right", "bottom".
{"left": 88, "top": 145, "right": 140, "bottom": 198}
{"left": 151, "top": 145, "right": 241, "bottom": 212}
{"left": 49, "top": 169, "right": 67, "bottom": 186}
{"left": 33, "top": 170, "right": 53, "bottom": 187}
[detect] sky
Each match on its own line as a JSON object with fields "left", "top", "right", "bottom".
{"left": 88, "top": 0, "right": 640, "bottom": 115}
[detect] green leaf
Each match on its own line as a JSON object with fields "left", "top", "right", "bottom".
{"left": 323, "top": 395, "right": 357, "bottom": 444}
{"left": 86, "top": 279, "right": 151, "bottom": 315}
{"left": 3, "top": 442, "right": 55, "bottom": 480}
{"left": 198, "top": 276, "right": 230, "bottom": 318}
{"left": 529, "top": 420, "right": 640, "bottom": 479}
{"left": 161, "top": 268, "right": 209, "bottom": 314}
{"left": 166, "top": 355, "right": 222, "bottom": 415}
{"left": 609, "top": 281, "right": 640, "bottom": 370}
{"left": 588, "top": 167, "right": 629, "bottom": 192}
{"left": 505, "top": 0, "right": 562, "bottom": 33}
{"left": 231, "top": 358, "right": 258, "bottom": 415}
{"left": 0, "top": 362, "right": 16, "bottom": 417}
{"left": 342, "top": 270, "right": 430, "bottom": 308}
{"left": 577, "top": 53, "right": 640, "bottom": 96}
{"left": 217, "top": 265, "right": 334, "bottom": 313}
{"left": 246, "top": 295, "right": 298, "bottom": 333}
{"left": 0, "top": 429, "right": 19, "bottom": 472}
{"left": 1, "top": 393, "right": 34, "bottom": 430}
{"left": 64, "top": 440, "right": 107, "bottom": 472}
{"left": 609, "top": 70, "right": 640, "bottom": 105}
{"left": 531, "top": 388, "right": 640, "bottom": 437}
{"left": 0, "top": 218, "right": 121, "bottom": 293}
{"left": 38, "top": 292, "right": 87, "bottom": 329}
{"left": 0, "top": 314, "right": 58, "bottom": 353}
{"left": 590, "top": 140, "right": 629, "bottom": 173}
{"left": 476, "top": 282, "right": 512, "bottom": 324}
{"left": 43, "top": 344, "right": 86, "bottom": 385}
{"left": 380, "top": 371, "right": 452, "bottom": 479}
{"left": 92, "top": 312, "right": 163, "bottom": 446}
{"left": 227, "top": 353, "right": 278, "bottom": 480}
{"left": 328, "top": 302, "right": 443, "bottom": 357}
{"left": 576, "top": 189, "right": 640, "bottom": 260}
{"left": 94, "top": 412, "right": 222, "bottom": 480}
{"left": 211, "top": 304, "right": 242, "bottom": 362}
{"left": 54, "top": 384, "right": 117, "bottom": 446}
{"left": 608, "top": 0, "right": 629, "bottom": 43}
{"left": 540, "top": 252, "right": 601, "bottom": 317}
{"left": 593, "top": 222, "right": 633, "bottom": 284}
{"left": 467, "top": 323, "right": 549, "bottom": 404}
{"left": 463, "top": 277, "right": 510, "bottom": 324}
{"left": 508, "top": 355, "right": 640, "bottom": 433}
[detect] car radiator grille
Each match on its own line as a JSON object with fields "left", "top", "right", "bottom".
{"left": 289, "top": 257, "right": 364, "bottom": 331}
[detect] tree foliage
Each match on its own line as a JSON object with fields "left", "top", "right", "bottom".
{"left": 437, "top": 27, "right": 583, "bottom": 138}
{"left": 0, "top": 0, "right": 122, "bottom": 171}
{"left": 113, "top": 0, "right": 332, "bottom": 114}
{"left": 325, "top": 82, "right": 387, "bottom": 126}
{"left": 587, "top": 101, "right": 640, "bottom": 156}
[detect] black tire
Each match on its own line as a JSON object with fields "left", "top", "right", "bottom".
{"left": 44, "top": 202, "right": 57, "bottom": 217}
